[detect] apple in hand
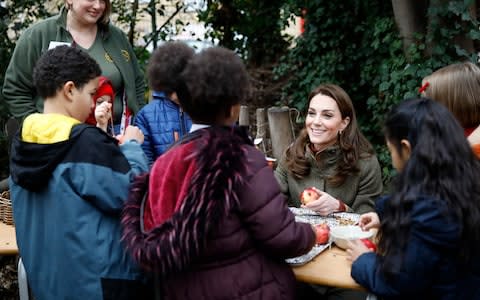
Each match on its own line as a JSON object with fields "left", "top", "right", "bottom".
{"left": 361, "top": 238, "right": 377, "bottom": 252}
{"left": 315, "top": 223, "right": 330, "bottom": 245}
{"left": 300, "top": 187, "right": 320, "bottom": 205}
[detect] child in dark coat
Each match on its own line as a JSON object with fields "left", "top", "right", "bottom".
{"left": 347, "top": 98, "right": 480, "bottom": 300}
{"left": 122, "top": 46, "right": 317, "bottom": 299}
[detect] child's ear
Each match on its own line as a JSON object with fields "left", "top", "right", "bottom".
{"left": 63, "top": 81, "right": 75, "bottom": 101}
{"left": 229, "top": 104, "right": 241, "bottom": 122}
{"left": 400, "top": 139, "right": 412, "bottom": 160}
{"left": 219, "top": 104, "right": 241, "bottom": 126}
{"left": 169, "top": 92, "right": 180, "bottom": 105}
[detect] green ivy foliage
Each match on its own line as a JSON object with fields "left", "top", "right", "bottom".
{"left": 198, "top": 0, "right": 290, "bottom": 66}
{"left": 0, "top": 1, "right": 55, "bottom": 121}
{"left": 275, "top": 0, "right": 480, "bottom": 185}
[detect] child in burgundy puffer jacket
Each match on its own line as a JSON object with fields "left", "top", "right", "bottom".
{"left": 122, "top": 46, "right": 317, "bottom": 300}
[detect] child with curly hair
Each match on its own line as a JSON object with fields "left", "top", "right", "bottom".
{"left": 9, "top": 45, "right": 150, "bottom": 300}
{"left": 122, "top": 46, "right": 317, "bottom": 299}
{"left": 135, "top": 41, "right": 194, "bottom": 165}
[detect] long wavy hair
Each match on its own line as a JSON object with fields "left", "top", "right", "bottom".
{"left": 378, "top": 98, "right": 480, "bottom": 277}
{"left": 284, "top": 84, "right": 374, "bottom": 186}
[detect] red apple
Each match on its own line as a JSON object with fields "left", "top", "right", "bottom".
{"left": 361, "top": 238, "right": 377, "bottom": 252}
{"left": 300, "top": 187, "right": 320, "bottom": 205}
{"left": 315, "top": 223, "right": 330, "bottom": 245}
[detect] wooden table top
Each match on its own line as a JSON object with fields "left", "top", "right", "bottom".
{"left": 0, "top": 222, "right": 18, "bottom": 255}
{"left": 292, "top": 245, "right": 364, "bottom": 291}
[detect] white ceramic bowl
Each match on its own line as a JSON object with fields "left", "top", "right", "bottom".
{"left": 330, "top": 225, "right": 374, "bottom": 250}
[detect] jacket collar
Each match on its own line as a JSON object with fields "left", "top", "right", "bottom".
{"left": 306, "top": 143, "right": 340, "bottom": 164}
{"left": 152, "top": 91, "right": 180, "bottom": 108}
{"left": 152, "top": 91, "right": 167, "bottom": 99}
{"left": 55, "top": 6, "right": 68, "bottom": 31}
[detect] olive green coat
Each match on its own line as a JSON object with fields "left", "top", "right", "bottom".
{"left": 274, "top": 145, "right": 383, "bottom": 214}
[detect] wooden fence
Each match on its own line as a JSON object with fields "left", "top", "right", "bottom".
{"left": 239, "top": 106, "right": 300, "bottom": 162}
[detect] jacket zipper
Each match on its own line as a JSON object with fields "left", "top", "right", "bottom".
{"left": 180, "top": 107, "right": 186, "bottom": 136}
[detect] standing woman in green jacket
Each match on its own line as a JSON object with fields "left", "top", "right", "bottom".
{"left": 2, "top": 0, "right": 145, "bottom": 135}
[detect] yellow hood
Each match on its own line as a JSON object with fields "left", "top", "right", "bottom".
{"left": 22, "top": 113, "right": 81, "bottom": 144}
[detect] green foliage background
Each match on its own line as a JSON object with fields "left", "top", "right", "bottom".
{"left": 0, "top": 2, "right": 56, "bottom": 179}
{"left": 1, "top": 0, "right": 479, "bottom": 185}
{"left": 273, "top": 0, "right": 479, "bottom": 184}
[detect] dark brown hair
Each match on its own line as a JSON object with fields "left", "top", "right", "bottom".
{"left": 284, "top": 83, "right": 374, "bottom": 186}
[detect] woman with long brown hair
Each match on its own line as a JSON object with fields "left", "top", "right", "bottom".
{"left": 275, "top": 84, "right": 383, "bottom": 300}
{"left": 275, "top": 83, "right": 383, "bottom": 215}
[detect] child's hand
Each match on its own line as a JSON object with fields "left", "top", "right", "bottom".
{"left": 118, "top": 125, "right": 144, "bottom": 144}
{"left": 303, "top": 189, "right": 341, "bottom": 216}
{"left": 95, "top": 102, "right": 112, "bottom": 131}
{"left": 358, "top": 212, "right": 380, "bottom": 231}
{"left": 346, "top": 239, "right": 372, "bottom": 263}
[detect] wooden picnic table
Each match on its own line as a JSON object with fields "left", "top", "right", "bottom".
{"left": 0, "top": 222, "right": 18, "bottom": 255}
{"left": 292, "top": 245, "right": 364, "bottom": 290}
{"left": 1, "top": 208, "right": 363, "bottom": 290}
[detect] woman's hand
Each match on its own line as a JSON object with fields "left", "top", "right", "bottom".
{"left": 358, "top": 212, "right": 380, "bottom": 231}
{"left": 303, "top": 188, "right": 341, "bottom": 216}
{"left": 94, "top": 102, "right": 112, "bottom": 132}
{"left": 346, "top": 239, "right": 372, "bottom": 263}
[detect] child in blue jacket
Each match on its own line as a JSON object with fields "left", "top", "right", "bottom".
{"left": 9, "top": 46, "right": 150, "bottom": 300}
{"left": 135, "top": 42, "right": 194, "bottom": 166}
{"left": 347, "top": 98, "right": 480, "bottom": 300}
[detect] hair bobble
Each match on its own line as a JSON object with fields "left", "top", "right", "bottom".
{"left": 418, "top": 82, "right": 430, "bottom": 93}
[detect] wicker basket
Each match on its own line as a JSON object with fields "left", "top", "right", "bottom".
{"left": 0, "top": 190, "right": 13, "bottom": 226}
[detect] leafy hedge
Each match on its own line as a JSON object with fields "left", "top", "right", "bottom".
{"left": 0, "top": 2, "right": 55, "bottom": 179}
{"left": 2, "top": 1, "right": 479, "bottom": 185}
{"left": 275, "top": 0, "right": 480, "bottom": 184}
